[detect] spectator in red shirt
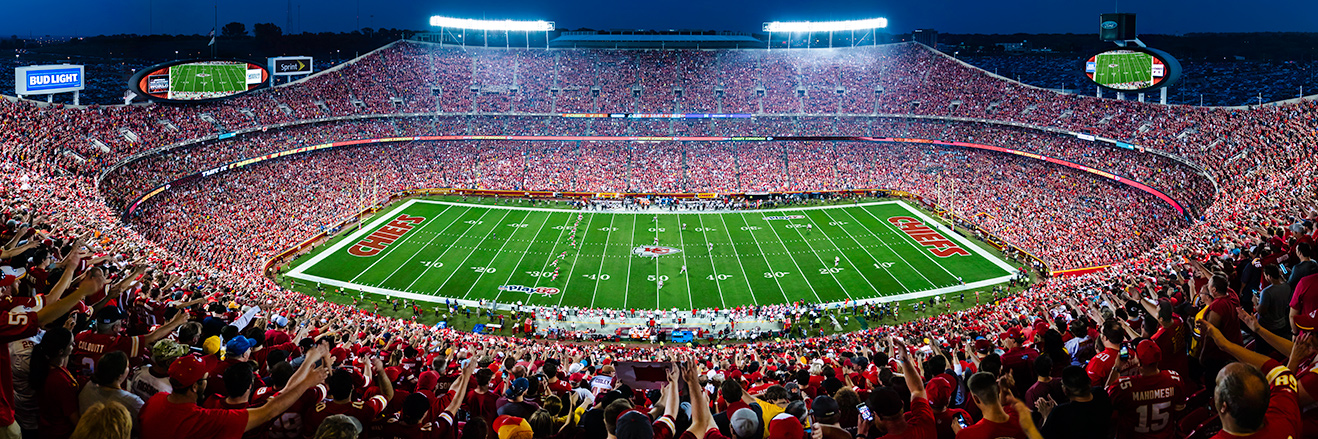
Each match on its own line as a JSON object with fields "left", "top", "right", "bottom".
{"left": 1106, "top": 340, "right": 1186, "bottom": 439}
{"left": 1084, "top": 320, "right": 1126, "bottom": 385}
{"left": 139, "top": 344, "right": 330, "bottom": 439}
{"left": 955, "top": 372, "right": 1039, "bottom": 439}
{"left": 857, "top": 338, "right": 933, "bottom": 439}
{"left": 1197, "top": 319, "right": 1303, "bottom": 439}
{"left": 32, "top": 328, "right": 79, "bottom": 439}
{"left": 1199, "top": 275, "right": 1243, "bottom": 372}
{"left": 303, "top": 356, "right": 396, "bottom": 437}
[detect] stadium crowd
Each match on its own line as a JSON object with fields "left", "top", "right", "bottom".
{"left": 0, "top": 39, "right": 1316, "bottom": 439}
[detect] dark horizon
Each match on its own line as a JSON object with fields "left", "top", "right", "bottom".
{"left": 2, "top": 0, "right": 1317, "bottom": 39}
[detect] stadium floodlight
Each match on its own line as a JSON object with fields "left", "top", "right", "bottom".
{"left": 762, "top": 18, "right": 888, "bottom": 33}
{"left": 429, "top": 16, "right": 555, "bottom": 32}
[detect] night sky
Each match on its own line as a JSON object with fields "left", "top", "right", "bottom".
{"left": 3, "top": 0, "right": 1316, "bottom": 37}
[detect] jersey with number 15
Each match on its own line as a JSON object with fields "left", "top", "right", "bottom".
{"left": 1107, "top": 370, "right": 1186, "bottom": 439}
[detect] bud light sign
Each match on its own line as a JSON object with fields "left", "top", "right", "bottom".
{"left": 15, "top": 65, "right": 85, "bottom": 95}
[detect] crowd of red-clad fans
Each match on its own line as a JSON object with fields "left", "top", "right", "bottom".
{"left": 0, "top": 39, "right": 1316, "bottom": 439}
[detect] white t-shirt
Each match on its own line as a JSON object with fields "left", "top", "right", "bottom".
{"left": 11, "top": 331, "right": 43, "bottom": 430}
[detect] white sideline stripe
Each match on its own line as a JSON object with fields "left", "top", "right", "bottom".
{"left": 892, "top": 202, "right": 1018, "bottom": 274}
{"left": 285, "top": 199, "right": 1019, "bottom": 309}
{"left": 286, "top": 199, "right": 421, "bottom": 277}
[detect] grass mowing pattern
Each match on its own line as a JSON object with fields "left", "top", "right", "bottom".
{"left": 167, "top": 63, "right": 247, "bottom": 98}
{"left": 1092, "top": 51, "right": 1154, "bottom": 90}
{"left": 284, "top": 198, "right": 1016, "bottom": 310}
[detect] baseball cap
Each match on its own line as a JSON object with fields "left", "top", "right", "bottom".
{"left": 615, "top": 410, "right": 654, "bottom": 439}
{"left": 169, "top": 354, "right": 209, "bottom": 388}
{"left": 151, "top": 340, "right": 189, "bottom": 364}
{"left": 811, "top": 395, "right": 839, "bottom": 418}
{"left": 768, "top": 413, "right": 803, "bottom": 439}
{"left": 1135, "top": 340, "right": 1162, "bottom": 366}
{"left": 494, "top": 415, "right": 534, "bottom": 439}
{"left": 0, "top": 266, "right": 25, "bottom": 287}
{"left": 95, "top": 307, "right": 127, "bottom": 325}
{"left": 926, "top": 376, "right": 953, "bottom": 408}
{"left": 729, "top": 408, "right": 760, "bottom": 439}
{"left": 1293, "top": 309, "right": 1318, "bottom": 333}
{"left": 505, "top": 377, "right": 530, "bottom": 398}
{"left": 226, "top": 336, "right": 257, "bottom": 357}
{"left": 998, "top": 326, "right": 1024, "bottom": 341}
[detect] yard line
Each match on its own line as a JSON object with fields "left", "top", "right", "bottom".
{"left": 491, "top": 212, "right": 572, "bottom": 305}
{"left": 674, "top": 214, "right": 697, "bottom": 309}
{"left": 784, "top": 212, "right": 862, "bottom": 300}
{"left": 856, "top": 203, "right": 961, "bottom": 283}
{"left": 817, "top": 208, "right": 909, "bottom": 292}
{"left": 714, "top": 214, "right": 759, "bottom": 305}
{"left": 367, "top": 205, "right": 461, "bottom": 285}
{"left": 399, "top": 208, "right": 493, "bottom": 292}
{"left": 619, "top": 215, "right": 636, "bottom": 308}
{"left": 654, "top": 215, "right": 662, "bottom": 309}
{"left": 431, "top": 209, "right": 514, "bottom": 294}
{"left": 555, "top": 212, "right": 596, "bottom": 307}
{"left": 838, "top": 206, "right": 939, "bottom": 287}
{"left": 749, "top": 212, "right": 824, "bottom": 303}
{"left": 349, "top": 205, "right": 460, "bottom": 284}
{"left": 697, "top": 215, "right": 728, "bottom": 308}
{"left": 587, "top": 214, "right": 616, "bottom": 307}
{"left": 462, "top": 210, "right": 547, "bottom": 299}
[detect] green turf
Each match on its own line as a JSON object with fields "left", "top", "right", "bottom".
{"left": 1092, "top": 51, "right": 1154, "bottom": 90}
{"left": 283, "top": 199, "right": 1017, "bottom": 310}
{"left": 168, "top": 63, "right": 248, "bottom": 96}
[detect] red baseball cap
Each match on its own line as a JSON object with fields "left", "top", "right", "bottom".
{"left": 998, "top": 326, "right": 1023, "bottom": 341}
{"left": 169, "top": 354, "right": 209, "bottom": 388}
{"left": 926, "top": 376, "right": 952, "bottom": 408}
{"left": 1135, "top": 339, "right": 1162, "bottom": 366}
{"left": 1294, "top": 309, "right": 1318, "bottom": 333}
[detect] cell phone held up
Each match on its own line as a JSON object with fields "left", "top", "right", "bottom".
{"left": 857, "top": 403, "right": 873, "bottom": 422}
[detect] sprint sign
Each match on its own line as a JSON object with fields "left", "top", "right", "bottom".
{"left": 348, "top": 215, "right": 426, "bottom": 257}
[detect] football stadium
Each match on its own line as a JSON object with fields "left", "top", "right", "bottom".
{"left": 1, "top": 4, "right": 1316, "bottom": 439}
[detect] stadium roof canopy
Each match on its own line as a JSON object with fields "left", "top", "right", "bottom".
{"left": 550, "top": 33, "right": 767, "bottom": 49}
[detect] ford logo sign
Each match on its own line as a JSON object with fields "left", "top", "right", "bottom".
{"left": 1101, "top": 21, "right": 1118, "bottom": 30}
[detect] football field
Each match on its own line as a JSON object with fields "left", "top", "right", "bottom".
{"left": 1092, "top": 51, "right": 1154, "bottom": 90}
{"left": 168, "top": 63, "right": 248, "bottom": 95}
{"left": 283, "top": 198, "right": 1017, "bottom": 310}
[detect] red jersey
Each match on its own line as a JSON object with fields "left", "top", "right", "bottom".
{"left": 72, "top": 331, "right": 146, "bottom": 380}
{"left": 1086, "top": 348, "right": 1118, "bottom": 385}
{"left": 956, "top": 410, "right": 1028, "bottom": 439}
{"left": 139, "top": 393, "right": 250, "bottom": 439}
{"left": 0, "top": 298, "right": 40, "bottom": 426}
{"left": 1107, "top": 370, "right": 1186, "bottom": 439}
{"left": 1151, "top": 316, "right": 1190, "bottom": 374}
{"left": 267, "top": 384, "right": 327, "bottom": 439}
{"left": 1210, "top": 363, "right": 1301, "bottom": 439}
{"left": 879, "top": 397, "right": 937, "bottom": 439}
{"left": 303, "top": 395, "right": 388, "bottom": 438}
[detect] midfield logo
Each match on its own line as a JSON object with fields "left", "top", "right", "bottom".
{"left": 633, "top": 246, "right": 682, "bottom": 257}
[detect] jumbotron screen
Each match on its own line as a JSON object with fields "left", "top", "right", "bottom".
{"left": 1084, "top": 49, "right": 1170, "bottom": 92}
{"left": 132, "top": 59, "right": 268, "bottom": 103}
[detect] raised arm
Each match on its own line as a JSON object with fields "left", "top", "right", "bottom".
{"left": 246, "top": 344, "right": 330, "bottom": 430}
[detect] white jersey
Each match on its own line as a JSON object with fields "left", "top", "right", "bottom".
{"left": 11, "top": 331, "right": 43, "bottom": 430}
{"left": 130, "top": 368, "right": 173, "bottom": 401}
